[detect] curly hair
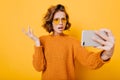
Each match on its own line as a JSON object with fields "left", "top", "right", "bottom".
{"left": 42, "top": 4, "right": 71, "bottom": 33}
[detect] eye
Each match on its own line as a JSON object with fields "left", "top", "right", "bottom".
{"left": 53, "top": 18, "right": 59, "bottom": 21}
{"left": 53, "top": 18, "right": 60, "bottom": 24}
{"left": 62, "top": 18, "right": 66, "bottom": 20}
{"left": 62, "top": 18, "right": 67, "bottom": 22}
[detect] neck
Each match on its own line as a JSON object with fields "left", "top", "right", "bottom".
{"left": 53, "top": 32, "right": 64, "bottom": 36}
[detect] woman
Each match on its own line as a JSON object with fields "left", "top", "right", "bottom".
{"left": 23, "top": 4, "right": 115, "bottom": 80}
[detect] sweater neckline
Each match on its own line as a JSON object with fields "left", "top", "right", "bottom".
{"left": 50, "top": 33, "right": 68, "bottom": 37}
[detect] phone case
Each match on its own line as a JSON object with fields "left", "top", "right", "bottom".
{"left": 81, "top": 30, "right": 104, "bottom": 46}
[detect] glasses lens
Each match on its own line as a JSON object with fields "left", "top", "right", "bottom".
{"left": 61, "top": 18, "right": 66, "bottom": 24}
{"left": 53, "top": 18, "right": 59, "bottom": 25}
{"left": 53, "top": 18, "right": 66, "bottom": 25}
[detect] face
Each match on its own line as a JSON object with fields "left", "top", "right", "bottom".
{"left": 52, "top": 11, "right": 67, "bottom": 35}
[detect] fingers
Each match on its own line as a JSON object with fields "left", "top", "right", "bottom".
{"left": 22, "top": 25, "right": 33, "bottom": 37}
{"left": 22, "top": 26, "right": 39, "bottom": 42}
{"left": 95, "top": 46, "right": 110, "bottom": 51}
{"left": 95, "top": 29, "right": 115, "bottom": 43}
{"left": 94, "top": 39, "right": 110, "bottom": 49}
{"left": 99, "top": 29, "right": 114, "bottom": 38}
{"left": 28, "top": 26, "right": 32, "bottom": 34}
{"left": 94, "top": 31, "right": 108, "bottom": 41}
{"left": 92, "top": 37, "right": 106, "bottom": 46}
{"left": 94, "top": 28, "right": 115, "bottom": 51}
{"left": 95, "top": 46, "right": 105, "bottom": 50}
{"left": 22, "top": 28, "right": 29, "bottom": 36}
{"left": 96, "top": 43, "right": 114, "bottom": 51}
{"left": 93, "top": 36, "right": 114, "bottom": 50}
{"left": 100, "top": 29, "right": 115, "bottom": 43}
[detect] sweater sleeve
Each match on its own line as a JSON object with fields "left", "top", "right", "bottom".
{"left": 32, "top": 37, "right": 46, "bottom": 72}
{"left": 74, "top": 40, "right": 108, "bottom": 70}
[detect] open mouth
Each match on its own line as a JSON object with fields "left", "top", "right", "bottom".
{"left": 58, "top": 27, "right": 63, "bottom": 29}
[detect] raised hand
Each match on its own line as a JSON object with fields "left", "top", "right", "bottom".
{"left": 22, "top": 26, "right": 40, "bottom": 46}
{"left": 93, "top": 29, "right": 115, "bottom": 60}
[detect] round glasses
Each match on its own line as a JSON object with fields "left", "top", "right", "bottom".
{"left": 53, "top": 18, "right": 67, "bottom": 25}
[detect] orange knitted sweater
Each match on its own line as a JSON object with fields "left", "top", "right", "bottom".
{"left": 33, "top": 34, "right": 106, "bottom": 80}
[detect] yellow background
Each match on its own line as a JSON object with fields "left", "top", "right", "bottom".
{"left": 0, "top": 0, "right": 120, "bottom": 80}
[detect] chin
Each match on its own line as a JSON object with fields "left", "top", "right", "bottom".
{"left": 58, "top": 30, "right": 64, "bottom": 33}
{"left": 54, "top": 29, "right": 64, "bottom": 34}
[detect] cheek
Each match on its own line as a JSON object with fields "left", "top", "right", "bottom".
{"left": 52, "top": 24, "right": 58, "bottom": 30}
{"left": 52, "top": 23, "right": 55, "bottom": 29}
{"left": 63, "top": 23, "right": 66, "bottom": 28}
{"left": 52, "top": 22, "right": 57, "bottom": 26}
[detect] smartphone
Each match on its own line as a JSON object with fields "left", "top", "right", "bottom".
{"left": 81, "top": 30, "right": 105, "bottom": 46}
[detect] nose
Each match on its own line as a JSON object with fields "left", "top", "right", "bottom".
{"left": 59, "top": 20, "right": 63, "bottom": 25}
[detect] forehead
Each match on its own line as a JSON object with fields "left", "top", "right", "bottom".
{"left": 53, "top": 11, "right": 66, "bottom": 18}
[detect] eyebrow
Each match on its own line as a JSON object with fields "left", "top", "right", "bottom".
{"left": 53, "top": 17, "right": 66, "bottom": 19}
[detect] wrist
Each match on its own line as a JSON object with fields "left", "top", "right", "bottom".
{"left": 101, "top": 51, "right": 111, "bottom": 61}
{"left": 35, "top": 40, "right": 40, "bottom": 47}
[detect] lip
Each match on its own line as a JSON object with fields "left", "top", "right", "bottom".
{"left": 58, "top": 26, "right": 63, "bottom": 29}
